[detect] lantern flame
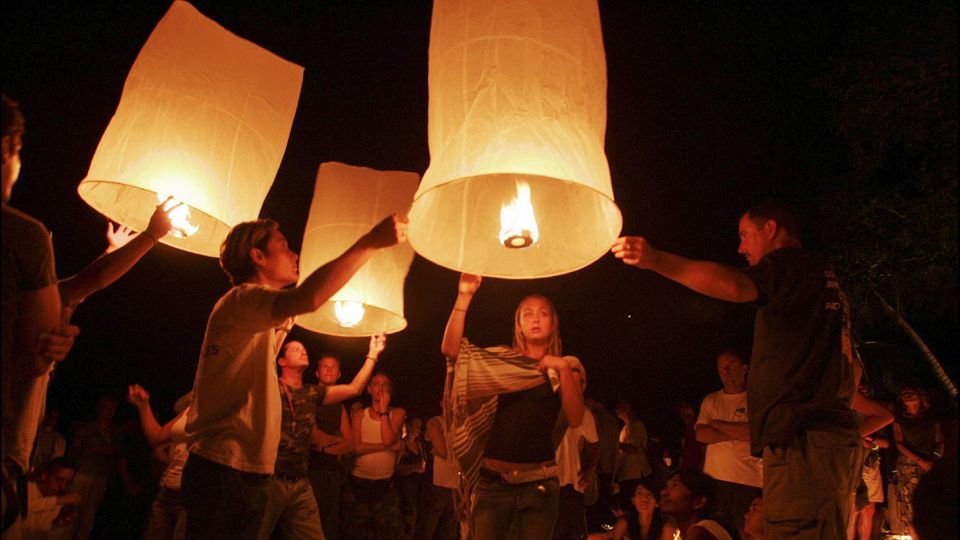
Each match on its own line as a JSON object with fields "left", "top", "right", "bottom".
{"left": 156, "top": 193, "right": 199, "bottom": 238}
{"left": 499, "top": 181, "right": 539, "bottom": 248}
{"left": 334, "top": 301, "right": 366, "bottom": 328}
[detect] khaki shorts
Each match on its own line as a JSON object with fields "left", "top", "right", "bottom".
{"left": 763, "top": 428, "right": 863, "bottom": 539}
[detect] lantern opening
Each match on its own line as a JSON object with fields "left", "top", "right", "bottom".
{"left": 334, "top": 301, "right": 365, "bottom": 328}
{"left": 499, "top": 181, "right": 539, "bottom": 249}
{"left": 157, "top": 193, "right": 199, "bottom": 238}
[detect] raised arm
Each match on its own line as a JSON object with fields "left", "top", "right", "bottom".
{"left": 323, "top": 334, "right": 386, "bottom": 404}
{"left": 441, "top": 273, "right": 481, "bottom": 358}
{"left": 127, "top": 384, "right": 184, "bottom": 448}
{"left": 58, "top": 201, "right": 175, "bottom": 309}
{"left": 271, "top": 214, "right": 406, "bottom": 322}
{"left": 612, "top": 237, "right": 758, "bottom": 303}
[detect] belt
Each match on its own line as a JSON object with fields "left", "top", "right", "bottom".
{"left": 480, "top": 465, "right": 558, "bottom": 485}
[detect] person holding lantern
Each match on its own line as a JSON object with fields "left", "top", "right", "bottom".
{"left": 441, "top": 273, "right": 585, "bottom": 540}
{"left": 181, "top": 213, "right": 405, "bottom": 539}
{"left": 612, "top": 199, "right": 861, "bottom": 538}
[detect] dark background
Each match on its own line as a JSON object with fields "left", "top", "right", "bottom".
{"left": 4, "top": 1, "right": 956, "bottom": 444}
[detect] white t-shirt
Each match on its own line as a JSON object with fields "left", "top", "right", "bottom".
{"left": 2, "top": 373, "right": 48, "bottom": 471}
{"left": 556, "top": 408, "right": 599, "bottom": 491}
{"left": 697, "top": 390, "right": 762, "bottom": 488}
{"left": 185, "top": 284, "right": 293, "bottom": 474}
{"left": 616, "top": 419, "right": 652, "bottom": 481}
{"left": 24, "top": 481, "right": 63, "bottom": 539}
{"left": 161, "top": 412, "right": 189, "bottom": 489}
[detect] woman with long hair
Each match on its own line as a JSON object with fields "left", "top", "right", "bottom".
{"left": 590, "top": 477, "right": 677, "bottom": 540}
{"left": 891, "top": 385, "right": 943, "bottom": 534}
{"left": 441, "top": 273, "right": 585, "bottom": 540}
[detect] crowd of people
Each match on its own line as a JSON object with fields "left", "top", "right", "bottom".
{"left": 3, "top": 87, "right": 956, "bottom": 540}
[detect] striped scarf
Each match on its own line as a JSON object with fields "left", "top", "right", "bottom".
{"left": 442, "top": 338, "right": 580, "bottom": 523}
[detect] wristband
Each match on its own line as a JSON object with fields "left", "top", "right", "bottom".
{"left": 143, "top": 230, "right": 159, "bottom": 244}
{"left": 453, "top": 308, "right": 468, "bottom": 313}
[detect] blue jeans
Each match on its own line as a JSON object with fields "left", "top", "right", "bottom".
{"left": 182, "top": 453, "right": 270, "bottom": 540}
{"left": 472, "top": 475, "right": 559, "bottom": 540}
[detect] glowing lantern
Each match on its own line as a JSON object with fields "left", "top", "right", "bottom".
{"left": 77, "top": 1, "right": 303, "bottom": 257}
{"left": 407, "top": 0, "right": 622, "bottom": 278}
{"left": 296, "top": 162, "right": 419, "bottom": 337}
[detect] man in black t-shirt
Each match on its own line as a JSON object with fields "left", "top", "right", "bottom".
{"left": 611, "top": 200, "right": 861, "bottom": 538}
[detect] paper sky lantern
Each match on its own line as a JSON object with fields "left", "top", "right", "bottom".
{"left": 77, "top": 1, "right": 303, "bottom": 256}
{"left": 296, "top": 162, "right": 419, "bottom": 337}
{"left": 407, "top": 0, "right": 622, "bottom": 278}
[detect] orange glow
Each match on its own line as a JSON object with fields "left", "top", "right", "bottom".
{"left": 334, "top": 301, "right": 366, "bottom": 328}
{"left": 156, "top": 193, "right": 198, "bottom": 238}
{"left": 499, "top": 182, "right": 539, "bottom": 248}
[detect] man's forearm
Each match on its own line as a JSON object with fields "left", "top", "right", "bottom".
{"left": 710, "top": 420, "right": 750, "bottom": 441}
{"left": 695, "top": 424, "right": 736, "bottom": 444}
{"left": 651, "top": 252, "right": 757, "bottom": 303}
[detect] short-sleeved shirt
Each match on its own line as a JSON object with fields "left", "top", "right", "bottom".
{"left": 2, "top": 204, "right": 58, "bottom": 471}
{"left": 483, "top": 381, "right": 561, "bottom": 463}
{"left": 185, "top": 284, "right": 294, "bottom": 474}
{"left": 742, "top": 247, "right": 857, "bottom": 455}
{"left": 275, "top": 381, "right": 326, "bottom": 477}
{"left": 697, "top": 390, "right": 762, "bottom": 487}
{"left": 556, "top": 407, "right": 599, "bottom": 490}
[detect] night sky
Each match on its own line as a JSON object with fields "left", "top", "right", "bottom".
{"left": 4, "top": 1, "right": 955, "bottom": 439}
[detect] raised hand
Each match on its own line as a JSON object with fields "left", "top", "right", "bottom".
{"left": 145, "top": 197, "right": 181, "bottom": 241}
{"left": 610, "top": 236, "right": 659, "bottom": 269}
{"left": 104, "top": 222, "right": 137, "bottom": 253}
{"left": 368, "top": 333, "right": 387, "bottom": 358}
{"left": 458, "top": 273, "right": 482, "bottom": 296}
{"left": 379, "top": 386, "right": 392, "bottom": 412}
{"left": 366, "top": 213, "right": 409, "bottom": 248}
{"left": 127, "top": 384, "right": 150, "bottom": 408}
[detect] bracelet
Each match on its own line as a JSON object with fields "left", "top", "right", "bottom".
{"left": 871, "top": 444, "right": 880, "bottom": 452}
{"left": 377, "top": 409, "right": 390, "bottom": 417}
{"left": 453, "top": 307, "right": 468, "bottom": 313}
{"left": 366, "top": 355, "right": 377, "bottom": 362}
{"left": 143, "top": 231, "right": 159, "bottom": 244}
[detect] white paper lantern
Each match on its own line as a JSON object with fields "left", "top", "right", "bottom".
{"left": 77, "top": 1, "right": 303, "bottom": 257}
{"left": 407, "top": 0, "right": 622, "bottom": 278}
{"left": 296, "top": 162, "right": 419, "bottom": 337}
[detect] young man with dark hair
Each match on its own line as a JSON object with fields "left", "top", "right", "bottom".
{"left": 612, "top": 200, "right": 861, "bottom": 537}
{"left": 182, "top": 213, "right": 406, "bottom": 538}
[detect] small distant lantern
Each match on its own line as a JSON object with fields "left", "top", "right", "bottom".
{"left": 77, "top": 1, "right": 303, "bottom": 257}
{"left": 407, "top": 0, "right": 622, "bottom": 278}
{"left": 296, "top": 162, "right": 419, "bottom": 337}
